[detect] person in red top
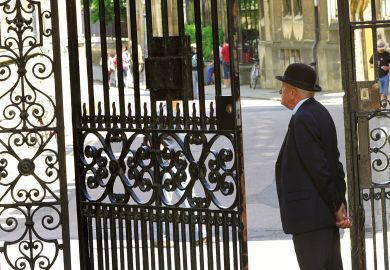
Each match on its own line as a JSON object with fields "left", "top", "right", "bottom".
{"left": 221, "top": 38, "right": 230, "bottom": 88}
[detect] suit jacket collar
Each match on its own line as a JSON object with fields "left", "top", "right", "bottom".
{"left": 292, "top": 98, "right": 309, "bottom": 115}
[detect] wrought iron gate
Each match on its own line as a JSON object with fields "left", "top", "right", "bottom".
{"left": 338, "top": 1, "right": 390, "bottom": 269}
{"left": 67, "top": 0, "right": 248, "bottom": 269}
{"left": 0, "top": 0, "right": 71, "bottom": 269}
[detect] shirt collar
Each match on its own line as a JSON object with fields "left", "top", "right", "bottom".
{"left": 292, "top": 98, "right": 309, "bottom": 115}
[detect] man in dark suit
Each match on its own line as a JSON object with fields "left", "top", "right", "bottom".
{"left": 275, "top": 63, "right": 352, "bottom": 270}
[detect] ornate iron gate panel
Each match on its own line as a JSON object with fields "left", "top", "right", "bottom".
{"left": 0, "top": 0, "right": 71, "bottom": 269}
{"left": 67, "top": 0, "right": 248, "bottom": 269}
{"left": 338, "top": 1, "right": 390, "bottom": 269}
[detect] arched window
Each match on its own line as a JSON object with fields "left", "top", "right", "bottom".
{"left": 283, "top": 0, "right": 292, "bottom": 17}
{"left": 293, "top": 0, "right": 302, "bottom": 16}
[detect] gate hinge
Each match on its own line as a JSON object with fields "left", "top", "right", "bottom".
{"left": 59, "top": 244, "right": 63, "bottom": 250}
{"left": 0, "top": 246, "right": 4, "bottom": 253}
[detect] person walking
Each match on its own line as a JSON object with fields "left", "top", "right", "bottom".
{"left": 221, "top": 38, "right": 230, "bottom": 88}
{"left": 275, "top": 63, "right": 351, "bottom": 270}
{"left": 369, "top": 39, "right": 390, "bottom": 107}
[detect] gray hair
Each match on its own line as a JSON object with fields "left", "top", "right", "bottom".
{"left": 295, "top": 88, "right": 315, "bottom": 98}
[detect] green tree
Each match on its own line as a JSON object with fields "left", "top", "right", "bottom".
{"left": 87, "top": 0, "right": 127, "bottom": 24}
{"left": 185, "top": 24, "right": 223, "bottom": 61}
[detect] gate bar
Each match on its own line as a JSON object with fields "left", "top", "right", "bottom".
{"left": 129, "top": 0, "right": 141, "bottom": 129}
{"left": 337, "top": 0, "right": 367, "bottom": 269}
{"left": 194, "top": 0, "right": 206, "bottom": 129}
{"left": 381, "top": 188, "right": 389, "bottom": 269}
{"left": 66, "top": 0, "right": 90, "bottom": 269}
{"left": 211, "top": 0, "right": 222, "bottom": 97}
{"left": 51, "top": 0, "right": 72, "bottom": 267}
{"left": 369, "top": 188, "right": 378, "bottom": 270}
{"left": 82, "top": 0, "right": 96, "bottom": 128}
{"left": 95, "top": 206, "right": 104, "bottom": 269}
{"left": 98, "top": 0, "right": 111, "bottom": 126}
{"left": 113, "top": 0, "right": 126, "bottom": 128}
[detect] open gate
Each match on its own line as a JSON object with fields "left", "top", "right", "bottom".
{"left": 67, "top": 0, "right": 248, "bottom": 269}
{"left": 0, "top": 0, "right": 71, "bottom": 269}
{"left": 338, "top": 1, "right": 390, "bottom": 269}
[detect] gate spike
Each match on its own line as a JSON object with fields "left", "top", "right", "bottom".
{"left": 175, "top": 103, "right": 182, "bottom": 130}
{"left": 159, "top": 102, "right": 165, "bottom": 129}
{"left": 192, "top": 103, "right": 198, "bottom": 130}
{"left": 97, "top": 102, "right": 103, "bottom": 128}
{"left": 82, "top": 103, "right": 88, "bottom": 127}
{"left": 209, "top": 101, "right": 216, "bottom": 130}
{"left": 143, "top": 102, "right": 149, "bottom": 128}
{"left": 127, "top": 103, "right": 133, "bottom": 128}
{"left": 112, "top": 102, "right": 118, "bottom": 128}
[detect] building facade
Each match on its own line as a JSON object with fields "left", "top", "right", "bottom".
{"left": 258, "top": 0, "right": 390, "bottom": 91}
{"left": 258, "top": 0, "right": 342, "bottom": 90}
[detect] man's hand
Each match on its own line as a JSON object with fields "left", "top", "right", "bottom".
{"left": 335, "top": 203, "right": 352, "bottom": 229}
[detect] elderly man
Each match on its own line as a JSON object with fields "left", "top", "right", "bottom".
{"left": 275, "top": 63, "right": 351, "bottom": 270}
{"left": 370, "top": 39, "right": 390, "bottom": 107}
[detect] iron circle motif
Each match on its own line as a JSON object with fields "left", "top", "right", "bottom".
{"left": 17, "top": 159, "right": 35, "bottom": 176}
{"left": 109, "top": 160, "right": 123, "bottom": 175}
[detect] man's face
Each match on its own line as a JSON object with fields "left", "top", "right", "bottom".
{"left": 378, "top": 48, "right": 385, "bottom": 53}
{"left": 279, "top": 83, "right": 295, "bottom": 110}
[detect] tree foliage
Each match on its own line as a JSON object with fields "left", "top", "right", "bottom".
{"left": 185, "top": 24, "right": 223, "bottom": 61}
{"left": 87, "top": 0, "right": 127, "bottom": 24}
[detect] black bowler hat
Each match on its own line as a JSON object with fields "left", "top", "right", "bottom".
{"left": 275, "top": 63, "right": 322, "bottom": 92}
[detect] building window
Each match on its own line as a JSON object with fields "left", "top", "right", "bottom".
{"left": 328, "top": 0, "right": 338, "bottom": 23}
{"left": 383, "top": 0, "right": 390, "bottom": 18}
{"left": 281, "top": 49, "right": 301, "bottom": 67}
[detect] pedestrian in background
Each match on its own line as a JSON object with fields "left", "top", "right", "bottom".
{"left": 191, "top": 43, "right": 199, "bottom": 99}
{"left": 114, "top": 45, "right": 130, "bottom": 87}
{"left": 369, "top": 39, "right": 390, "bottom": 108}
{"left": 275, "top": 63, "right": 351, "bottom": 270}
{"left": 107, "top": 53, "right": 116, "bottom": 87}
{"left": 221, "top": 38, "right": 230, "bottom": 88}
{"left": 100, "top": 52, "right": 116, "bottom": 87}
{"left": 128, "top": 41, "right": 144, "bottom": 85}
{"left": 205, "top": 50, "right": 215, "bottom": 85}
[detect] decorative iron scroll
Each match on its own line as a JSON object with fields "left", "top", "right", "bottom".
{"left": 0, "top": 0, "right": 56, "bottom": 130}
{"left": 81, "top": 131, "right": 237, "bottom": 210}
{"left": 0, "top": 0, "right": 66, "bottom": 269}
{"left": 368, "top": 111, "right": 390, "bottom": 183}
{"left": 362, "top": 187, "right": 390, "bottom": 201}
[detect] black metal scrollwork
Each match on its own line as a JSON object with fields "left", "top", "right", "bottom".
{"left": 0, "top": 1, "right": 63, "bottom": 269}
{"left": 81, "top": 131, "right": 238, "bottom": 210}
{"left": 0, "top": 0, "right": 56, "bottom": 130}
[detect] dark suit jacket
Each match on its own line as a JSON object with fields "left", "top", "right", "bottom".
{"left": 275, "top": 98, "right": 346, "bottom": 234}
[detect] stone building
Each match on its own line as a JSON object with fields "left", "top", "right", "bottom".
{"left": 257, "top": 0, "right": 390, "bottom": 91}
{"left": 258, "top": 0, "right": 341, "bottom": 91}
